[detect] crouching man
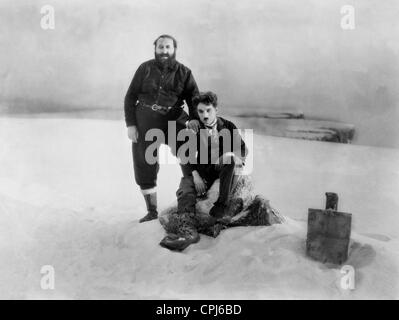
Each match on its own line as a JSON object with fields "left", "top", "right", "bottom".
{"left": 160, "top": 91, "right": 248, "bottom": 251}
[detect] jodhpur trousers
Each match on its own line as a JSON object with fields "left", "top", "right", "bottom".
{"left": 132, "top": 106, "right": 191, "bottom": 190}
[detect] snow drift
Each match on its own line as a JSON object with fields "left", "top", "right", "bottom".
{"left": 0, "top": 117, "right": 398, "bottom": 299}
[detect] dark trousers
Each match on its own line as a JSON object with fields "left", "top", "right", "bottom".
{"left": 132, "top": 106, "right": 190, "bottom": 190}
{"left": 177, "top": 155, "right": 239, "bottom": 214}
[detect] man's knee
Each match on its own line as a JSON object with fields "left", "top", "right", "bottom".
{"left": 133, "top": 153, "right": 159, "bottom": 189}
{"left": 135, "top": 169, "right": 157, "bottom": 190}
{"left": 217, "top": 154, "right": 237, "bottom": 173}
{"left": 221, "top": 153, "right": 238, "bottom": 165}
{"left": 226, "top": 154, "right": 236, "bottom": 165}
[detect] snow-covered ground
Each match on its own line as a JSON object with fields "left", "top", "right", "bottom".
{"left": 0, "top": 117, "right": 398, "bottom": 299}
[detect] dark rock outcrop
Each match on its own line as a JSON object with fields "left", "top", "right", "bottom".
{"left": 233, "top": 117, "right": 355, "bottom": 143}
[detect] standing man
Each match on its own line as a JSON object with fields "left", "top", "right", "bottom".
{"left": 124, "top": 34, "right": 200, "bottom": 223}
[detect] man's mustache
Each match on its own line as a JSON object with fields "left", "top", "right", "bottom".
{"left": 154, "top": 51, "right": 176, "bottom": 61}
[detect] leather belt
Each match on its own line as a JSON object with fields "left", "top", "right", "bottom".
{"left": 138, "top": 102, "right": 172, "bottom": 113}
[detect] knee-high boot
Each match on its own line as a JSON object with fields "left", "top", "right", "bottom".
{"left": 139, "top": 192, "right": 158, "bottom": 223}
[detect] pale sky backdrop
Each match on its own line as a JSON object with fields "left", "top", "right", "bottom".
{"left": 1, "top": 0, "right": 398, "bottom": 148}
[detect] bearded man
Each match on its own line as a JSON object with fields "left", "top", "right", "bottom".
{"left": 124, "top": 34, "right": 200, "bottom": 223}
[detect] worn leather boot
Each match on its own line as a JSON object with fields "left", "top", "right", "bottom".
{"left": 209, "top": 201, "right": 227, "bottom": 219}
{"left": 159, "top": 212, "right": 200, "bottom": 251}
{"left": 139, "top": 192, "right": 158, "bottom": 223}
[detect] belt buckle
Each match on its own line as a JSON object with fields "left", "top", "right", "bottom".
{"left": 151, "top": 104, "right": 159, "bottom": 111}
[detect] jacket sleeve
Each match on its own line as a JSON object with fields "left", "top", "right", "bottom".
{"left": 188, "top": 132, "right": 200, "bottom": 173}
{"left": 229, "top": 121, "right": 248, "bottom": 163}
{"left": 182, "top": 70, "right": 200, "bottom": 121}
{"left": 124, "top": 63, "right": 146, "bottom": 127}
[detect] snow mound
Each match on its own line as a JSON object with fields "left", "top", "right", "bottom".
{"left": 0, "top": 117, "right": 398, "bottom": 299}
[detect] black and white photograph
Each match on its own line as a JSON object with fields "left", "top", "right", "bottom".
{"left": 0, "top": 0, "right": 398, "bottom": 302}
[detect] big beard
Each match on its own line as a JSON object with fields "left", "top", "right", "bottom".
{"left": 154, "top": 51, "right": 176, "bottom": 69}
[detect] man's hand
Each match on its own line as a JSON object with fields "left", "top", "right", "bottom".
{"left": 192, "top": 170, "right": 207, "bottom": 196}
{"left": 217, "top": 152, "right": 243, "bottom": 167}
{"left": 127, "top": 126, "right": 138, "bottom": 143}
{"left": 186, "top": 119, "right": 200, "bottom": 133}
